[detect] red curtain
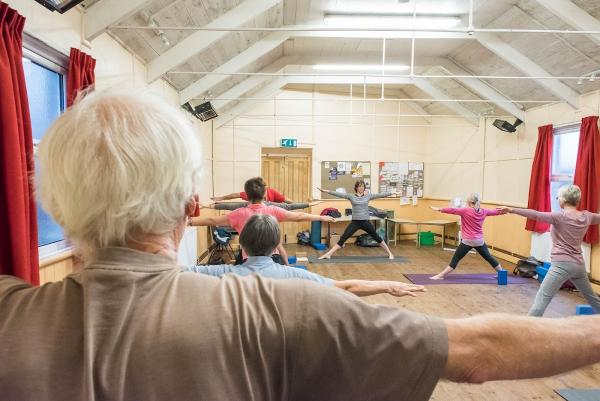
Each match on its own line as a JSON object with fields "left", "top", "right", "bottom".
{"left": 525, "top": 124, "right": 553, "bottom": 233}
{"left": 0, "top": 3, "right": 39, "bottom": 284}
{"left": 574, "top": 116, "right": 600, "bottom": 244}
{"left": 66, "top": 47, "right": 95, "bottom": 107}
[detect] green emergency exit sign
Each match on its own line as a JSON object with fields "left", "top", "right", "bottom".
{"left": 280, "top": 138, "right": 297, "bottom": 148}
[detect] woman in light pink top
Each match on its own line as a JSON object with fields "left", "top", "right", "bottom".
{"left": 429, "top": 193, "right": 506, "bottom": 280}
{"left": 500, "top": 184, "right": 600, "bottom": 316}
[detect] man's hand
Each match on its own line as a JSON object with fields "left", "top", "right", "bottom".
{"left": 321, "top": 215, "right": 336, "bottom": 223}
{"left": 386, "top": 282, "right": 426, "bottom": 297}
{"left": 496, "top": 206, "right": 512, "bottom": 214}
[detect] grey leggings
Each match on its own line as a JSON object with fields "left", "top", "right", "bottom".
{"left": 528, "top": 261, "right": 600, "bottom": 317}
{"left": 213, "top": 201, "right": 309, "bottom": 211}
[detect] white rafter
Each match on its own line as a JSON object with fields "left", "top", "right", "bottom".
{"left": 146, "top": 0, "right": 281, "bottom": 82}
{"left": 439, "top": 59, "right": 525, "bottom": 120}
{"left": 536, "top": 0, "right": 600, "bottom": 46}
{"left": 84, "top": 0, "right": 153, "bottom": 41}
{"left": 211, "top": 64, "right": 446, "bottom": 128}
{"left": 474, "top": 32, "right": 579, "bottom": 108}
{"left": 411, "top": 78, "right": 479, "bottom": 125}
{"left": 179, "top": 29, "right": 473, "bottom": 104}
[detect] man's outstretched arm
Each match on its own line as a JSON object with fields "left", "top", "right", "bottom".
{"left": 444, "top": 314, "right": 600, "bottom": 383}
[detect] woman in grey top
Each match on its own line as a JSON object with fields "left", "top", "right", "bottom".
{"left": 499, "top": 184, "right": 600, "bottom": 316}
{"left": 318, "top": 180, "right": 394, "bottom": 259}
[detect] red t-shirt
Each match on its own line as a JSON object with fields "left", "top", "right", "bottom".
{"left": 227, "top": 203, "right": 289, "bottom": 259}
{"left": 240, "top": 188, "right": 285, "bottom": 203}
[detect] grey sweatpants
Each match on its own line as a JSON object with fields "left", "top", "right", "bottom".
{"left": 213, "top": 201, "right": 309, "bottom": 211}
{"left": 528, "top": 261, "right": 600, "bottom": 317}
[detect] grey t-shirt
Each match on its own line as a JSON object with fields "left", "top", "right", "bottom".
{"left": 0, "top": 247, "right": 448, "bottom": 401}
{"left": 185, "top": 255, "right": 334, "bottom": 286}
{"left": 328, "top": 191, "right": 391, "bottom": 220}
{"left": 512, "top": 208, "right": 600, "bottom": 264}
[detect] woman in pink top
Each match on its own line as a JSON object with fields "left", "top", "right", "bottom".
{"left": 429, "top": 193, "right": 506, "bottom": 280}
{"left": 500, "top": 185, "right": 600, "bottom": 316}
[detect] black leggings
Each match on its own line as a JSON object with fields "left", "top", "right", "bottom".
{"left": 338, "top": 220, "right": 383, "bottom": 246}
{"left": 449, "top": 242, "right": 499, "bottom": 269}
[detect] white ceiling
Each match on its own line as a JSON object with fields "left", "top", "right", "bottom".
{"left": 82, "top": 0, "right": 600, "bottom": 121}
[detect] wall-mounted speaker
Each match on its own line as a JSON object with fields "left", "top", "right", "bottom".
{"left": 492, "top": 118, "right": 523, "bottom": 133}
{"left": 182, "top": 101, "right": 218, "bottom": 122}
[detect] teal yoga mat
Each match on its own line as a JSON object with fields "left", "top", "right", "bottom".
{"left": 308, "top": 255, "right": 407, "bottom": 264}
{"left": 555, "top": 389, "right": 600, "bottom": 401}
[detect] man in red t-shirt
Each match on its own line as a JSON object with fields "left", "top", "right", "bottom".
{"left": 212, "top": 178, "right": 291, "bottom": 203}
{"left": 192, "top": 178, "right": 334, "bottom": 265}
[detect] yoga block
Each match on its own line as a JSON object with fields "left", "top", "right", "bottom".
{"left": 288, "top": 256, "right": 297, "bottom": 264}
{"left": 542, "top": 261, "right": 551, "bottom": 268}
{"left": 536, "top": 266, "right": 549, "bottom": 283}
{"left": 576, "top": 305, "right": 597, "bottom": 315}
{"left": 293, "top": 265, "right": 307, "bottom": 271}
{"left": 312, "top": 243, "right": 327, "bottom": 251}
{"left": 497, "top": 269, "right": 508, "bottom": 286}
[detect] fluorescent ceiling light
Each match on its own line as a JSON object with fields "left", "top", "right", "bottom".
{"left": 324, "top": 14, "right": 462, "bottom": 29}
{"left": 313, "top": 64, "right": 409, "bottom": 71}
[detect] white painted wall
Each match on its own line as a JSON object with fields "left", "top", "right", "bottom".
{"left": 213, "top": 87, "right": 431, "bottom": 198}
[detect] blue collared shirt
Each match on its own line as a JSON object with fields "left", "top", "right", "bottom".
{"left": 185, "top": 256, "right": 334, "bottom": 286}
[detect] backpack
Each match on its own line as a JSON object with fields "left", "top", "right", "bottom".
{"left": 368, "top": 206, "right": 388, "bottom": 219}
{"left": 297, "top": 230, "right": 311, "bottom": 246}
{"left": 356, "top": 233, "right": 380, "bottom": 247}
{"left": 513, "top": 257, "right": 542, "bottom": 278}
{"left": 320, "top": 208, "right": 342, "bottom": 218}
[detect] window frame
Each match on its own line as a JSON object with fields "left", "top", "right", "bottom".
{"left": 22, "top": 33, "right": 71, "bottom": 260}
{"left": 550, "top": 123, "right": 580, "bottom": 212}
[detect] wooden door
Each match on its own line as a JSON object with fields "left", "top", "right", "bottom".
{"left": 262, "top": 150, "right": 311, "bottom": 244}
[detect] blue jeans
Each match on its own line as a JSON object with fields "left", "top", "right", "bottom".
{"left": 528, "top": 261, "right": 600, "bottom": 317}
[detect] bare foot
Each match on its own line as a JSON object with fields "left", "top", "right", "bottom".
{"left": 388, "top": 255, "right": 395, "bottom": 260}
{"left": 318, "top": 254, "right": 331, "bottom": 260}
{"left": 429, "top": 274, "right": 445, "bottom": 280}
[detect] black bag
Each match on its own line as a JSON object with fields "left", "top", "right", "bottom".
{"left": 356, "top": 233, "right": 380, "bottom": 247}
{"left": 513, "top": 257, "right": 542, "bottom": 278}
{"left": 368, "top": 206, "right": 388, "bottom": 218}
{"left": 297, "top": 231, "right": 311, "bottom": 246}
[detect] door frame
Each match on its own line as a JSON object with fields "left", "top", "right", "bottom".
{"left": 261, "top": 147, "right": 313, "bottom": 199}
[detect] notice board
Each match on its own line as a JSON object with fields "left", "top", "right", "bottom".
{"left": 320, "top": 161, "right": 372, "bottom": 199}
{"left": 378, "top": 162, "right": 424, "bottom": 198}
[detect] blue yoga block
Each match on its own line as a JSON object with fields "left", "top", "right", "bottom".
{"left": 536, "top": 266, "right": 549, "bottom": 283}
{"left": 310, "top": 221, "right": 322, "bottom": 244}
{"left": 542, "top": 261, "right": 551, "bottom": 268}
{"left": 576, "top": 305, "right": 597, "bottom": 315}
{"left": 312, "top": 243, "right": 327, "bottom": 251}
{"left": 497, "top": 269, "right": 508, "bottom": 285}
{"left": 293, "top": 265, "right": 307, "bottom": 271}
{"left": 288, "top": 256, "right": 297, "bottom": 264}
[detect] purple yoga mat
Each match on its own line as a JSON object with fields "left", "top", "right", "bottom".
{"left": 404, "top": 273, "right": 533, "bottom": 285}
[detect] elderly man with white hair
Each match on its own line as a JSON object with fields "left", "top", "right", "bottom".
{"left": 499, "top": 184, "right": 600, "bottom": 316}
{"left": 3, "top": 90, "right": 600, "bottom": 401}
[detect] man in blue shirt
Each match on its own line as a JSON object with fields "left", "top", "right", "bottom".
{"left": 186, "top": 214, "right": 425, "bottom": 298}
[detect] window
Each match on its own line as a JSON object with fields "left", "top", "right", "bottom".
{"left": 22, "top": 34, "right": 69, "bottom": 259}
{"left": 551, "top": 124, "right": 580, "bottom": 211}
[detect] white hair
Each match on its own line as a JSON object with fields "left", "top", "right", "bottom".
{"left": 466, "top": 192, "right": 481, "bottom": 210}
{"left": 37, "top": 89, "right": 202, "bottom": 258}
{"left": 558, "top": 184, "right": 581, "bottom": 207}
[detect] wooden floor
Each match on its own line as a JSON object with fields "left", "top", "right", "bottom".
{"left": 284, "top": 241, "right": 600, "bottom": 401}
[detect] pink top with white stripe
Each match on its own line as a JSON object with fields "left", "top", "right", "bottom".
{"left": 440, "top": 207, "right": 503, "bottom": 242}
